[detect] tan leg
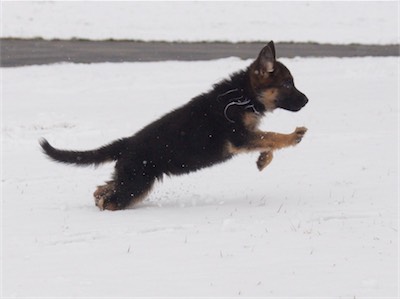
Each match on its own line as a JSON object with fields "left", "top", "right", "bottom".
{"left": 93, "top": 181, "right": 119, "bottom": 211}
{"left": 248, "top": 127, "right": 308, "bottom": 151}
{"left": 253, "top": 127, "right": 307, "bottom": 171}
{"left": 226, "top": 127, "right": 307, "bottom": 170}
{"left": 226, "top": 127, "right": 307, "bottom": 155}
{"left": 93, "top": 177, "right": 155, "bottom": 211}
{"left": 257, "top": 150, "right": 273, "bottom": 171}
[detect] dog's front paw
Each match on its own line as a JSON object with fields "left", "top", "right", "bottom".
{"left": 257, "top": 150, "right": 273, "bottom": 171}
{"left": 293, "top": 126, "right": 308, "bottom": 144}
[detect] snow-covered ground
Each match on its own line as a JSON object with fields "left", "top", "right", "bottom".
{"left": 2, "top": 1, "right": 398, "bottom": 44}
{"left": 2, "top": 57, "right": 398, "bottom": 297}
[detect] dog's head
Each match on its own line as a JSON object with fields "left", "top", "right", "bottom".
{"left": 249, "top": 41, "right": 308, "bottom": 112}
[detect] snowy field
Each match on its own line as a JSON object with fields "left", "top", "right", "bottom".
{"left": 2, "top": 57, "right": 398, "bottom": 297}
{"left": 2, "top": 1, "right": 398, "bottom": 44}
{"left": 1, "top": 1, "right": 399, "bottom": 298}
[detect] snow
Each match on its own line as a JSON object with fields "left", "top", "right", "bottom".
{"left": 2, "top": 57, "right": 398, "bottom": 297}
{"left": 2, "top": 1, "right": 398, "bottom": 44}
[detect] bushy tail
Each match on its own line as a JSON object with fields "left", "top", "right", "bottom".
{"left": 39, "top": 138, "right": 127, "bottom": 166}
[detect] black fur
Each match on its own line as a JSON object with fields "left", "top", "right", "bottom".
{"left": 39, "top": 138, "right": 127, "bottom": 166}
{"left": 40, "top": 41, "right": 309, "bottom": 210}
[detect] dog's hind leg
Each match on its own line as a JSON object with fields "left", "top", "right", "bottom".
{"left": 94, "top": 173, "right": 156, "bottom": 211}
{"left": 94, "top": 181, "right": 116, "bottom": 209}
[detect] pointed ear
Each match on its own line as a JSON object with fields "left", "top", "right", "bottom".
{"left": 256, "top": 41, "right": 276, "bottom": 75}
{"left": 267, "top": 41, "right": 276, "bottom": 60}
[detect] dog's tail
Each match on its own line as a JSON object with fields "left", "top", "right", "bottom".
{"left": 39, "top": 138, "right": 127, "bottom": 166}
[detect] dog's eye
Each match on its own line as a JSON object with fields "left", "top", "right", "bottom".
{"left": 282, "top": 80, "right": 293, "bottom": 89}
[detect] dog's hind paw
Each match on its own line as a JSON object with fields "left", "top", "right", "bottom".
{"left": 95, "top": 196, "right": 105, "bottom": 211}
{"left": 93, "top": 181, "right": 119, "bottom": 211}
{"left": 94, "top": 194, "right": 119, "bottom": 211}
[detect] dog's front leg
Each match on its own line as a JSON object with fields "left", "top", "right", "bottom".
{"left": 257, "top": 150, "right": 273, "bottom": 171}
{"left": 251, "top": 127, "right": 307, "bottom": 171}
{"left": 249, "top": 127, "right": 307, "bottom": 150}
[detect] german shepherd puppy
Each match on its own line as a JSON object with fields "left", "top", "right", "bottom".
{"left": 40, "top": 41, "right": 308, "bottom": 211}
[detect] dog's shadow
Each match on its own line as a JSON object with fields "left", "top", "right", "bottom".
{"left": 137, "top": 193, "right": 269, "bottom": 210}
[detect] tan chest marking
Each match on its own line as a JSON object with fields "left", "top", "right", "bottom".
{"left": 259, "top": 88, "right": 279, "bottom": 111}
{"left": 242, "top": 112, "right": 261, "bottom": 131}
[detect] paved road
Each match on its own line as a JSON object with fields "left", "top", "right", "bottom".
{"left": 1, "top": 39, "right": 398, "bottom": 67}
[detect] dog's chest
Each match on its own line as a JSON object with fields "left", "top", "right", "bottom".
{"left": 242, "top": 112, "right": 261, "bottom": 131}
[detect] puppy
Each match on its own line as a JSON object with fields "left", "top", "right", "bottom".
{"left": 40, "top": 41, "right": 308, "bottom": 211}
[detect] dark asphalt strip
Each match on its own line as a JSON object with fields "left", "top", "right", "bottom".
{"left": 0, "top": 39, "right": 399, "bottom": 67}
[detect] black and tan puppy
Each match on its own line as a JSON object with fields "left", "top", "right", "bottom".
{"left": 40, "top": 41, "right": 308, "bottom": 211}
